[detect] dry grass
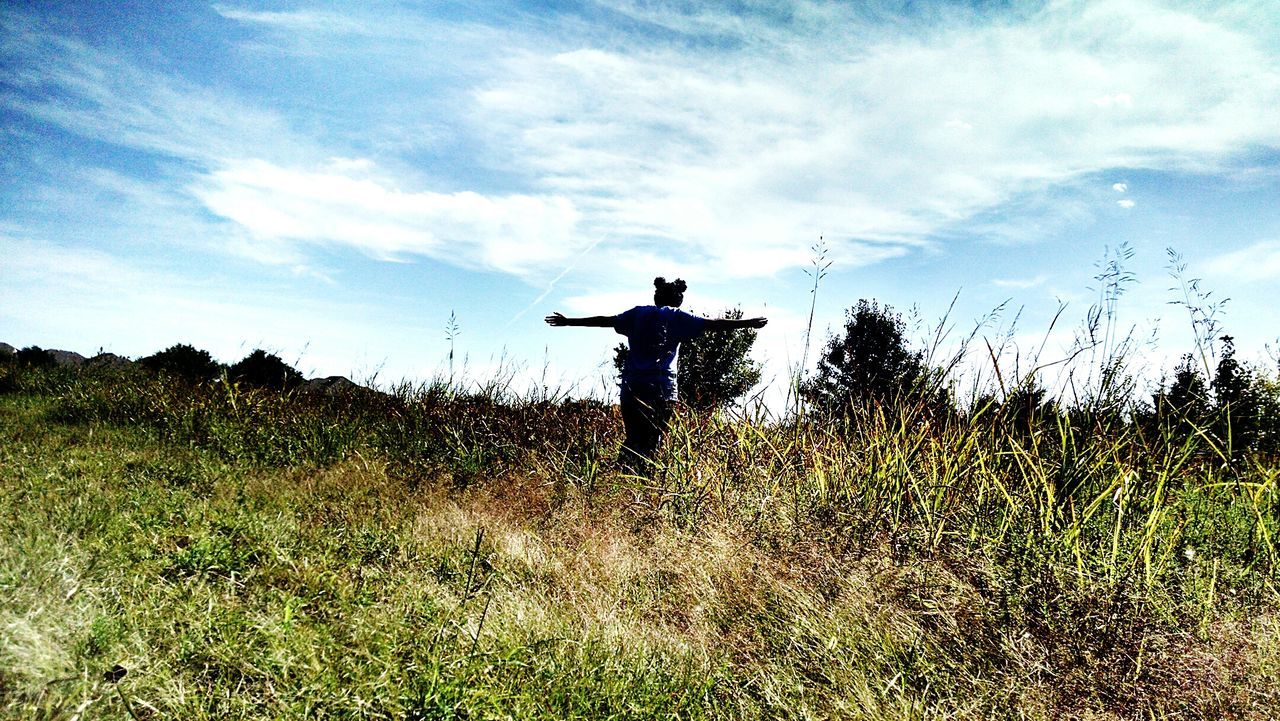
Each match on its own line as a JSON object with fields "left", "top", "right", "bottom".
{"left": 2, "top": 364, "right": 1278, "bottom": 719}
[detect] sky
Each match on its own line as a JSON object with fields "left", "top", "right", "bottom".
{"left": 3, "top": 0, "right": 1279, "bottom": 404}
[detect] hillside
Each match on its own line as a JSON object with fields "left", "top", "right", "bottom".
{"left": 1, "top": 361, "right": 1278, "bottom": 720}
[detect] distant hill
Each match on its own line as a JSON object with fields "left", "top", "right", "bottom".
{"left": 2, "top": 341, "right": 370, "bottom": 392}
{"left": 86, "top": 352, "right": 133, "bottom": 368}
{"left": 49, "top": 349, "right": 87, "bottom": 367}
{"left": 306, "top": 375, "right": 361, "bottom": 393}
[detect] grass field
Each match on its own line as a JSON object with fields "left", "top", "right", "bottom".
{"left": 2, "top": 362, "right": 1277, "bottom": 719}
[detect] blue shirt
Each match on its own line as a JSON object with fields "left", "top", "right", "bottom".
{"left": 614, "top": 305, "right": 708, "bottom": 397}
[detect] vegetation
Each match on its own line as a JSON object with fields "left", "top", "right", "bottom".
{"left": 227, "top": 350, "right": 305, "bottom": 391}
{"left": 676, "top": 308, "right": 764, "bottom": 412}
{"left": 614, "top": 307, "right": 764, "bottom": 412}
{"left": 139, "top": 344, "right": 223, "bottom": 384}
{"left": 10, "top": 346, "right": 58, "bottom": 369}
{"left": 2, "top": 324, "right": 1278, "bottom": 719}
{"left": 802, "top": 299, "right": 946, "bottom": 418}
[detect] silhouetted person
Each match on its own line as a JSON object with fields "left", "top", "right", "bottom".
{"left": 546, "top": 277, "right": 767, "bottom": 473}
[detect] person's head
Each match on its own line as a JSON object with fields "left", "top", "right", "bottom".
{"left": 653, "top": 277, "right": 686, "bottom": 307}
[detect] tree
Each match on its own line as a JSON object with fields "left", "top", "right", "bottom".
{"left": 1211, "top": 336, "right": 1262, "bottom": 453}
{"left": 1000, "top": 384, "right": 1059, "bottom": 431}
{"left": 678, "top": 308, "right": 763, "bottom": 411}
{"left": 1212, "top": 337, "right": 1248, "bottom": 410}
{"left": 140, "top": 343, "right": 223, "bottom": 383}
{"left": 16, "top": 346, "right": 57, "bottom": 368}
{"left": 1150, "top": 353, "right": 1212, "bottom": 435}
{"left": 228, "top": 349, "right": 304, "bottom": 391}
{"left": 802, "top": 299, "right": 936, "bottom": 415}
{"left": 612, "top": 308, "right": 764, "bottom": 412}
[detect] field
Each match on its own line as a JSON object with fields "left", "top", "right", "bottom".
{"left": 2, "top": 362, "right": 1278, "bottom": 719}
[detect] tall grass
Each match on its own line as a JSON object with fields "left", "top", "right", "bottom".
{"left": 2, "top": 357, "right": 1278, "bottom": 719}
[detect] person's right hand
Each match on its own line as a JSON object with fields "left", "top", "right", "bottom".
{"left": 545, "top": 312, "right": 568, "bottom": 326}
{"left": 746, "top": 317, "right": 768, "bottom": 329}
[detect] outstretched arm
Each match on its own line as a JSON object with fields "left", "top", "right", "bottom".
{"left": 545, "top": 312, "right": 616, "bottom": 328}
{"left": 704, "top": 316, "right": 768, "bottom": 331}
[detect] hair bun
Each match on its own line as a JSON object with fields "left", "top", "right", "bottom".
{"left": 654, "top": 277, "right": 666, "bottom": 289}
{"left": 672, "top": 279, "right": 687, "bottom": 292}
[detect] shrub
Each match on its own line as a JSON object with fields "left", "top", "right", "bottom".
{"left": 16, "top": 346, "right": 57, "bottom": 368}
{"left": 140, "top": 343, "right": 223, "bottom": 383}
{"left": 228, "top": 349, "right": 304, "bottom": 391}
{"left": 802, "top": 299, "right": 948, "bottom": 416}
{"left": 677, "top": 308, "right": 763, "bottom": 412}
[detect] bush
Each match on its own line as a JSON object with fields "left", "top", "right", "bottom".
{"left": 802, "top": 299, "right": 948, "bottom": 417}
{"left": 228, "top": 349, "right": 304, "bottom": 391}
{"left": 16, "top": 346, "right": 58, "bottom": 368}
{"left": 677, "top": 308, "right": 763, "bottom": 412}
{"left": 140, "top": 343, "right": 224, "bottom": 383}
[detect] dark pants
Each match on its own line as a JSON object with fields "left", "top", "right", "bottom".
{"left": 619, "top": 380, "right": 672, "bottom": 474}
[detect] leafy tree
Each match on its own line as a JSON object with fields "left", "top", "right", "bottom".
{"left": 229, "top": 349, "right": 304, "bottom": 391}
{"left": 140, "top": 343, "right": 223, "bottom": 383}
{"left": 1146, "top": 339, "right": 1280, "bottom": 456}
{"left": 1211, "top": 336, "right": 1267, "bottom": 454}
{"left": 802, "top": 299, "right": 940, "bottom": 415}
{"left": 16, "top": 346, "right": 57, "bottom": 368}
{"left": 1149, "top": 353, "right": 1213, "bottom": 436}
{"left": 612, "top": 308, "right": 764, "bottom": 412}
{"left": 1212, "top": 337, "right": 1249, "bottom": 411}
{"left": 1249, "top": 374, "right": 1280, "bottom": 455}
{"left": 678, "top": 308, "right": 763, "bottom": 411}
{"left": 1000, "top": 384, "right": 1060, "bottom": 430}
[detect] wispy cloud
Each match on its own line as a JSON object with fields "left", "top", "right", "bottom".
{"left": 211, "top": 6, "right": 373, "bottom": 34}
{"left": 5, "top": 0, "right": 1280, "bottom": 289}
{"left": 992, "top": 275, "right": 1050, "bottom": 291}
{"left": 1204, "top": 240, "right": 1280, "bottom": 284}
{"left": 0, "top": 232, "right": 407, "bottom": 377}
{"left": 0, "top": 25, "right": 303, "bottom": 166}
{"left": 465, "top": 0, "right": 1280, "bottom": 277}
{"left": 192, "top": 158, "right": 583, "bottom": 274}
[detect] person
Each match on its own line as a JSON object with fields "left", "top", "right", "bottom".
{"left": 545, "top": 277, "right": 767, "bottom": 473}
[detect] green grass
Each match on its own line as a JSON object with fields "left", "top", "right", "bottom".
{"left": 1, "top": 364, "right": 1278, "bottom": 719}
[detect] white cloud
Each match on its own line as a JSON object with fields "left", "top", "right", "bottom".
{"left": 6, "top": 0, "right": 1280, "bottom": 288}
{"left": 1204, "top": 240, "right": 1280, "bottom": 283}
{"left": 465, "top": 0, "right": 1280, "bottom": 279}
{"left": 0, "top": 233, "right": 420, "bottom": 379}
{"left": 992, "top": 275, "right": 1049, "bottom": 290}
{"left": 193, "top": 159, "right": 583, "bottom": 275}
{"left": 0, "top": 29, "right": 305, "bottom": 167}
{"left": 211, "top": 7, "right": 371, "bottom": 34}
{"left": 1091, "top": 93, "right": 1134, "bottom": 108}
{"left": 1112, "top": 182, "right": 1129, "bottom": 192}
{"left": 1117, "top": 199, "right": 1136, "bottom": 208}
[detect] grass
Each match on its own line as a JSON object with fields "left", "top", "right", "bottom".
{"left": 1, "top": 362, "right": 1278, "bottom": 719}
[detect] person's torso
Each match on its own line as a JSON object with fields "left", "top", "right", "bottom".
{"left": 616, "top": 306, "right": 705, "bottom": 382}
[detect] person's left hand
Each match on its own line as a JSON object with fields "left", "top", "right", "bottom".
{"left": 545, "top": 312, "right": 568, "bottom": 326}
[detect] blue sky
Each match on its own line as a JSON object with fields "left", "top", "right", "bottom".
{"left": 3, "top": 0, "right": 1279, "bottom": 402}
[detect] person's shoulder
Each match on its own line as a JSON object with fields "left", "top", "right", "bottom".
{"left": 613, "top": 305, "right": 646, "bottom": 331}
{"left": 668, "top": 307, "right": 706, "bottom": 323}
